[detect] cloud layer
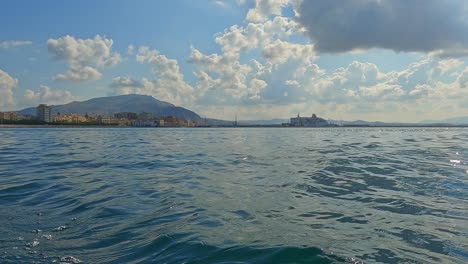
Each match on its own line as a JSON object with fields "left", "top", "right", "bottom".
{"left": 0, "top": 69, "right": 18, "bottom": 108}
{"left": 297, "top": 0, "right": 468, "bottom": 56}
{"left": 47, "top": 35, "right": 121, "bottom": 82}
{"left": 24, "top": 85, "right": 76, "bottom": 105}
{"left": 0, "top": 40, "right": 32, "bottom": 48}
{"left": 110, "top": 46, "right": 194, "bottom": 105}
{"left": 246, "top": 0, "right": 291, "bottom": 22}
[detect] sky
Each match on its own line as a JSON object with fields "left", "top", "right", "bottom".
{"left": 1, "top": 0, "right": 468, "bottom": 122}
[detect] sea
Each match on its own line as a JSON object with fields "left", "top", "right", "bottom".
{"left": 0, "top": 127, "right": 467, "bottom": 264}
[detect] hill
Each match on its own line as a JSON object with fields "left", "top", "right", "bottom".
{"left": 18, "top": 94, "right": 201, "bottom": 121}
{"left": 421, "top": 116, "right": 468, "bottom": 125}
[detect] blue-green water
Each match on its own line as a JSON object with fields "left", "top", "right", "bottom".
{"left": 0, "top": 128, "right": 467, "bottom": 263}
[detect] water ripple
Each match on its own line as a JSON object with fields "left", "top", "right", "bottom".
{"left": 0, "top": 127, "right": 467, "bottom": 263}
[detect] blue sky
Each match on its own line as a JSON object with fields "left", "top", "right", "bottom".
{"left": 1, "top": 0, "right": 467, "bottom": 122}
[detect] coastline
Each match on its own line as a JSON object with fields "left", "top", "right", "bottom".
{"left": 0, "top": 124, "right": 121, "bottom": 128}
{"left": 1, "top": 124, "right": 468, "bottom": 128}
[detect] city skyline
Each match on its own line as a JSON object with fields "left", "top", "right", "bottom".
{"left": 1, "top": 0, "right": 468, "bottom": 122}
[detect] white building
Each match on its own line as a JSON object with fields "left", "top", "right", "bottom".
{"left": 290, "top": 113, "right": 328, "bottom": 127}
{"left": 131, "top": 120, "right": 159, "bottom": 127}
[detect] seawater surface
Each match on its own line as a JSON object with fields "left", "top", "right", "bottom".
{"left": 0, "top": 127, "right": 467, "bottom": 263}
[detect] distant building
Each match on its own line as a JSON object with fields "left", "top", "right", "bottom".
{"left": 138, "top": 112, "right": 154, "bottom": 121}
{"left": 53, "top": 114, "right": 87, "bottom": 123}
{"left": 97, "top": 115, "right": 117, "bottom": 125}
{"left": 17, "top": 114, "right": 35, "bottom": 120}
{"left": 114, "top": 112, "right": 138, "bottom": 120}
{"left": 131, "top": 120, "right": 158, "bottom": 127}
{"left": 160, "top": 116, "right": 179, "bottom": 127}
{"left": 290, "top": 113, "right": 328, "bottom": 127}
{"left": 117, "top": 119, "right": 131, "bottom": 126}
{"left": 36, "top": 104, "right": 52, "bottom": 122}
{"left": 0, "top": 112, "right": 18, "bottom": 121}
{"left": 186, "top": 120, "right": 196, "bottom": 127}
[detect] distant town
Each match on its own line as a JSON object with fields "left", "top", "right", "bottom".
{"left": 1, "top": 104, "right": 200, "bottom": 127}
{"left": 1, "top": 102, "right": 467, "bottom": 128}
{"left": 0, "top": 103, "right": 337, "bottom": 127}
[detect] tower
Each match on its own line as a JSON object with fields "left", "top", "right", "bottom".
{"left": 36, "top": 104, "right": 51, "bottom": 123}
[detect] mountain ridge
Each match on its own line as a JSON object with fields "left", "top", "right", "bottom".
{"left": 17, "top": 94, "right": 201, "bottom": 121}
{"left": 420, "top": 116, "right": 468, "bottom": 125}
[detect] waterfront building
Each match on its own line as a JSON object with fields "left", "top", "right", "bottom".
{"left": 160, "top": 116, "right": 179, "bottom": 127}
{"left": 53, "top": 114, "right": 87, "bottom": 123}
{"left": 138, "top": 112, "right": 155, "bottom": 121}
{"left": 115, "top": 112, "right": 138, "bottom": 120}
{"left": 17, "top": 114, "right": 35, "bottom": 120}
{"left": 87, "top": 115, "right": 99, "bottom": 122}
{"left": 0, "top": 112, "right": 18, "bottom": 121}
{"left": 186, "top": 120, "right": 196, "bottom": 127}
{"left": 290, "top": 113, "right": 328, "bottom": 127}
{"left": 131, "top": 120, "right": 158, "bottom": 127}
{"left": 97, "top": 115, "right": 117, "bottom": 125}
{"left": 36, "top": 104, "right": 52, "bottom": 122}
{"left": 116, "top": 119, "right": 131, "bottom": 126}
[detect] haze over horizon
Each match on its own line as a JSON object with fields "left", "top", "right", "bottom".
{"left": 1, "top": 0, "right": 468, "bottom": 122}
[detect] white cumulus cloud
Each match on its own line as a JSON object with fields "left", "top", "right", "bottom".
{"left": 110, "top": 46, "right": 194, "bottom": 105}
{"left": 47, "top": 35, "right": 121, "bottom": 82}
{"left": 24, "top": 85, "right": 77, "bottom": 105}
{"left": 0, "top": 69, "right": 18, "bottom": 109}
{"left": 246, "top": 0, "right": 291, "bottom": 22}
